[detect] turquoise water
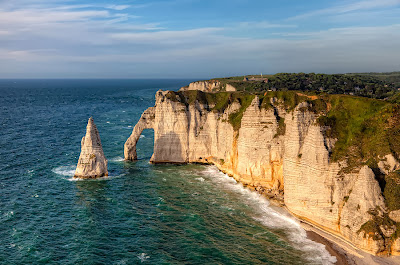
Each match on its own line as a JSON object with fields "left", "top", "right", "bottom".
{"left": 0, "top": 79, "right": 335, "bottom": 264}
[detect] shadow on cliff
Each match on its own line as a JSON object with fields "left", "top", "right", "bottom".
{"left": 152, "top": 131, "right": 185, "bottom": 163}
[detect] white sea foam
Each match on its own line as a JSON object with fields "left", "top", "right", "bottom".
{"left": 202, "top": 166, "right": 337, "bottom": 265}
{"left": 52, "top": 165, "right": 76, "bottom": 177}
{"left": 66, "top": 174, "right": 126, "bottom": 182}
{"left": 110, "top": 156, "right": 124, "bottom": 162}
{"left": 53, "top": 165, "right": 125, "bottom": 181}
{"left": 4, "top": 211, "right": 14, "bottom": 220}
{"left": 195, "top": 177, "right": 205, "bottom": 182}
{"left": 139, "top": 135, "right": 145, "bottom": 138}
{"left": 137, "top": 253, "right": 150, "bottom": 262}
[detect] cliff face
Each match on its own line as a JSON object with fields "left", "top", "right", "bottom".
{"left": 75, "top": 117, "right": 108, "bottom": 179}
{"left": 180, "top": 80, "right": 236, "bottom": 92}
{"left": 124, "top": 90, "right": 400, "bottom": 256}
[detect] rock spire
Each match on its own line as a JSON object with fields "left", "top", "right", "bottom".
{"left": 74, "top": 117, "right": 108, "bottom": 179}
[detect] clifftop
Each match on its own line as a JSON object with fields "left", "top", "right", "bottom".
{"left": 189, "top": 72, "right": 400, "bottom": 100}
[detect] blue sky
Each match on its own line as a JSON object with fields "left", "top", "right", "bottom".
{"left": 0, "top": 0, "right": 399, "bottom": 78}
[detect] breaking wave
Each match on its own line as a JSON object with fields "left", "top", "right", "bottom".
{"left": 52, "top": 165, "right": 125, "bottom": 181}
{"left": 52, "top": 165, "right": 76, "bottom": 177}
{"left": 201, "top": 166, "right": 337, "bottom": 265}
{"left": 110, "top": 156, "right": 124, "bottom": 162}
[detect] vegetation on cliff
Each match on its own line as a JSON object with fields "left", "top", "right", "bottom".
{"left": 385, "top": 171, "right": 400, "bottom": 211}
{"left": 165, "top": 90, "right": 255, "bottom": 130}
{"left": 214, "top": 72, "right": 400, "bottom": 100}
{"left": 358, "top": 210, "right": 396, "bottom": 241}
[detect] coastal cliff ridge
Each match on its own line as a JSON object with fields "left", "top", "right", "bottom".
{"left": 125, "top": 78, "right": 400, "bottom": 257}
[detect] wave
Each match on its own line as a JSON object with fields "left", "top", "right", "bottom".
{"left": 66, "top": 173, "right": 126, "bottom": 182}
{"left": 110, "top": 156, "right": 124, "bottom": 162}
{"left": 52, "top": 165, "right": 125, "bottom": 181}
{"left": 137, "top": 253, "right": 150, "bottom": 263}
{"left": 201, "top": 166, "right": 337, "bottom": 265}
{"left": 52, "top": 165, "right": 76, "bottom": 177}
{"left": 195, "top": 177, "right": 205, "bottom": 182}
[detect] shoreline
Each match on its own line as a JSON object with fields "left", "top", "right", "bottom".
{"left": 211, "top": 163, "right": 400, "bottom": 264}
{"left": 306, "top": 230, "right": 349, "bottom": 265}
{"left": 301, "top": 220, "right": 400, "bottom": 265}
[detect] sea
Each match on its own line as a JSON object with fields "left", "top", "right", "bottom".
{"left": 0, "top": 79, "right": 336, "bottom": 264}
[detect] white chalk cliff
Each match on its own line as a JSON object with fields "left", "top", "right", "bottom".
{"left": 180, "top": 80, "right": 236, "bottom": 92}
{"left": 75, "top": 117, "right": 108, "bottom": 179}
{"left": 124, "top": 90, "right": 400, "bottom": 256}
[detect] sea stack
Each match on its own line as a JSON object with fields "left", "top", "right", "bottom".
{"left": 74, "top": 117, "right": 108, "bottom": 179}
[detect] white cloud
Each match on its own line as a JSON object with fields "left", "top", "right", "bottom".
{"left": 0, "top": 1, "right": 399, "bottom": 78}
{"left": 0, "top": 9, "right": 110, "bottom": 24}
{"left": 288, "top": 0, "right": 400, "bottom": 20}
{"left": 110, "top": 28, "right": 224, "bottom": 43}
{"left": 237, "top": 21, "right": 297, "bottom": 29}
{"left": 339, "top": 0, "right": 400, "bottom": 13}
{"left": 106, "top": 5, "right": 130, "bottom": 11}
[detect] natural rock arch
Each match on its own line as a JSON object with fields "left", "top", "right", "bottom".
{"left": 124, "top": 107, "right": 155, "bottom": 161}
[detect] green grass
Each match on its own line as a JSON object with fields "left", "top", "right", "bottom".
{"left": 275, "top": 117, "right": 286, "bottom": 137}
{"left": 228, "top": 94, "right": 255, "bottom": 131}
{"left": 257, "top": 90, "right": 328, "bottom": 113}
{"left": 316, "top": 95, "right": 395, "bottom": 166}
{"left": 164, "top": 90, "right": 256, "bottom": 130}
{"left": 384, "top": 171, "right": 400, "bottom": 211}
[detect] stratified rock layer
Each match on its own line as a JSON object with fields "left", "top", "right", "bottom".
{"left": 74, "top": 117, "right": 108, "bottom": 179}
{"left": 124, "top": 90, "right": 400, "bottom": 256}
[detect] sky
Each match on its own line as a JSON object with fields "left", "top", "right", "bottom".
{"left": 0, "top": 0, "right": 399, "bottom": 78}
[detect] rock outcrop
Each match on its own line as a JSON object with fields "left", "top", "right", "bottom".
{"left": 74, "top": 117, "right": 108, "bottom": 179}
{"left": 124, "top": 90, "right": 400, "bottom": 256}
{"left": 180, "top": 80, "right": 236, "bottom": 92}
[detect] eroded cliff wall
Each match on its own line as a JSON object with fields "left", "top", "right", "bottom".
{"left": 124, "top": 90, "right": 400, "bottom": 256}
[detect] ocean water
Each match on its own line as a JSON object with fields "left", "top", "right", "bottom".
{"left": 0, "top": 79, "right": 336, "bottom": 264}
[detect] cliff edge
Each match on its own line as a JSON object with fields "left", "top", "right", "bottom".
{"left": 125, "top": 89, "right": 400, "bottom": 256}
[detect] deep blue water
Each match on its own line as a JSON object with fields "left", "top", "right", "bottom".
{"left": 0, "top": 79, "right": 335, "bottom": 264}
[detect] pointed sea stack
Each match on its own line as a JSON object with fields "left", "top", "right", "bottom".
{"left": 74, "top": 117, "right": 108, "bottom": 179}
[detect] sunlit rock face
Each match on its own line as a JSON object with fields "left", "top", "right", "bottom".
{"left": 179, "top": 80, "right": 236, "bottom": 92}
{"left": 74, "top": 117, "right": 108, "bottom": 179}
{"left": 125, "top": 90, "right": 400, "bottom": 256}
